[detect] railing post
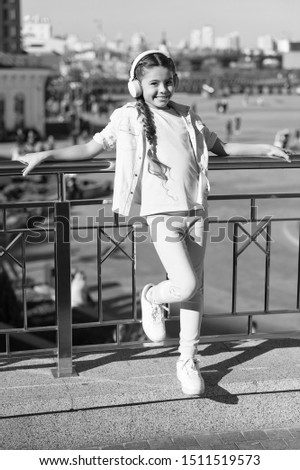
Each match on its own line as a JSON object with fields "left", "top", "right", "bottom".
{"left": 52, "top": 201, "right": 76, "bottom": 378}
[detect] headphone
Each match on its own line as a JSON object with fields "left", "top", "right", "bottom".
{"left": 128, "top": 49, "right": 179, "bottom": 98}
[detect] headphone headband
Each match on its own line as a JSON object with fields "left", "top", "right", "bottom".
{"left": 129, "top": 49, "right": 170, "bottom": 81}
{"left": 127, "top": 49, "right": 177, "bottom": 98}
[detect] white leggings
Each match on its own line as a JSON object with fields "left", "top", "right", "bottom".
{"left": 146, "top": 209, "right": 208, "bottom": 358}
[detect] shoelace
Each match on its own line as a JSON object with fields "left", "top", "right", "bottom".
{"left": 181, "top": 358, "right": 200, "bottom": 375}
{"left": 150, "top": 303, "right": 169, "bottom": 321}
{"left": 151, "top": 304, "right": 165, "bottom": 322}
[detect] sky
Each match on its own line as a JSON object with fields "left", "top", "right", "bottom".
{"left": 21, "top": 0, "right": 300, "bottom": 48}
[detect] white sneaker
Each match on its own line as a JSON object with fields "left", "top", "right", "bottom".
{"left": 141, "top": 284, "right": 166, "bottom": 342}
{"left": 177, "top": 357, "right": 205, "bottom": 396}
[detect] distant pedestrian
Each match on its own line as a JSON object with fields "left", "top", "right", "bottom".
{"left": 274, "top": 128, "right": 290, "bottom": 149}
{"left": 226, "top": 118, "right": 233, "bottom": 141}
{"left": 289, "top": 129, "right": 300, "bottom": 151}
{"left": 191, "top": 102, "right": 198, "bottom": 113}
{"left": 15, "top": 127, "right": 25, "bottom": 156}
{"left": 45, "top": 135, "right": 55, "bottom": 151}
{"left": 242, "top": 91, "right": 249, "bottom": 107}
{"left": 23, "top": 129, "right": 44, "bottom": 153}
{"left": 234, "top": 114, "right": 242, "bottom": 135}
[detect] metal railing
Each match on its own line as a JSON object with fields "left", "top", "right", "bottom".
{"left": 1, "top": 155, "right": 300, "bottom": 377}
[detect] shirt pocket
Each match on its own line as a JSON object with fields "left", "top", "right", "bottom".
{"left": 118, "top": 122, "right": 140, "bottom": 150}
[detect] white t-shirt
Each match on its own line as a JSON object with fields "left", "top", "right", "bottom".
{"left": 140, "top": 106, "right": 202, "bottom": 216}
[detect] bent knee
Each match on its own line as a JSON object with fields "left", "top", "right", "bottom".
{"left": 179, "top": 277, "right": 199, "bottom": 301}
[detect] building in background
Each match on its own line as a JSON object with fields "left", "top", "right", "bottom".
{"left": 0, "top": 0, "right": 22, "bottom": 53}
{"left": 129, "top": 32, "right": 148, "bottom": 56}
{"left": 257, "top": 35, "right": 276, "bottom": 54}
{"left": 201, "top": 25, "right": 214, "bottom": 50}
{"left": 277, "top": 38, "right": 290, "bottom": 54}
{"left": 282, "top": 42, "right": 300, "bottom": 70}
{"left": 215, "top": 32, "right": 240, "bottom": 51}
{"left": 0, "top": 66, "right": 52, "bottom": 138}
{"left": 228, "top": 31, "right": 240, "bottom": 51}
{"left": 215, "top": 35, "right": 230, "bottom": 51}
{"left": 189, "top": 26, "right": 215, "bottom": 52}
{"left": 0, "top": 4, "right": 54, "bottom": 140}
{"left": 22, "top": 14, "right": 66, "bottom": 56}
{"left": 190, "top": 29, "right": 202, "bottom": 51}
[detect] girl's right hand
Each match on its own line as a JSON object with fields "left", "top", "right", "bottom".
{"left": 15, "top": 152, "right": 49, "bottom": 177}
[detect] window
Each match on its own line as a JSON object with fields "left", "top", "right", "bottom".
{"left": 0, "top": 95, "right": 5, "bottom": 117}
{"left": 10, "top": 9, "right": 16, "bottom": 20}
{"left": 0, "top": 95, "right": 6, "bottom": 137}
{"left": 14, "top": 93, "right": 25, "bottom": 128}
{"left": 3, "top": 26, "right": 9, "bottom": 38}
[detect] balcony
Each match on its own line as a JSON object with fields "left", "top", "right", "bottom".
{"left": 1, "top": 156, "right": 300, "bottom": 450}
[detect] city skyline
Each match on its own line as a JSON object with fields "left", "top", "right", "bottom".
{"left": 22, "top": 0, "right": 300, "bottom": 49}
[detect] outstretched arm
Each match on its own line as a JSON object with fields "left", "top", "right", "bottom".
{"left": 15, "top": 139, "right": 105, "bottom": 176}
{"left": 210, "top": 138, "right": 291, "bottom": 163}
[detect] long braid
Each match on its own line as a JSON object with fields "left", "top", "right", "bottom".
{"left": 132, "top": 52, "right": 177, "bottom": 182}
{"left": 136, "top": 97, "right": 169, "bottom": 181}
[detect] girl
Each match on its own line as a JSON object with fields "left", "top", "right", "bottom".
{"left": 16, "top": 50, "right": 291, "bottom": 396}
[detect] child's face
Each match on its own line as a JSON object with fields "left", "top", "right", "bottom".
{"left": 140, "top": 66, "right": 175, "bottom": 109}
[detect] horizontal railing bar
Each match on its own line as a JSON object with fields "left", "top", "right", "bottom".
{"left": 1, "top": 154, "right": 300, "bottom": 177}
{"left": 64, "top": 308, "right": 300, "bottom": 330}
{"left": 0, "top": 348, "right": 57, "bottom": 359}
{"left": 0, "top": 325, "right": 58, "bottom": 334}
{"left": 1, "top": 216, "right": 297, "bottom": 237}
{"left": 71, "top": 319, "right": 139, "bottom": 328}
{"left": 0, "top": 229, "right": 54, "bottom": 235}
{"left": 202, "top": 309, "right": 300, "bottom": 318}
{"left": 72, "top": 338, "right": 179, "bottom": 354}
{"left": 72, "top": 216, "right": 300, "bottom": 227}
{"left": 2, "top": 217, "right": 297, "bottom": 235}
{"left": 209, "top": 217, "right": 300, "bottom": 224}
{"left": 2, "top": 307, "right": 298, "bottom": 336}
{"left": 3, "top": 193, "right": 300, "bottom": 211}
{"left": 67, "top": 217, "right": 300, "bottom": 230}
{"left": 200, "top": 331, "right": 300, "bottom": 343}
{"left": 210, "top": 192, "right": 300, "bottom": 201}
{"left": 62, "top": 308, "right": 300, "bottom": 330}
{"left": 0, "top": 158, "right": 115, "bottom": 175}
{"left": 0, "top": 201, "right": 55, "bottom": 209}
{"left": 69, "top": 199, "right": 111, "bottom": 207}
{"left": 2, "top": 215, "right": 297, "bottom": 234}
{"left": 208, "top": 154, "right": 300, "bottom": 170}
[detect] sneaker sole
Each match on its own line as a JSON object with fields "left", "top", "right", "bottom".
{"left": 141, "top": 284, "right": 166, "bottom": 342}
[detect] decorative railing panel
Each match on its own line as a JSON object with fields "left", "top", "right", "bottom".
{"left": 1, "top": 156, "right": 300, "bottom": 376}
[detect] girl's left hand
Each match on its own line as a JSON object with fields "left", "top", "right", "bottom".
{"left": 267, "top": 146, "right": 293, "bottom": 163}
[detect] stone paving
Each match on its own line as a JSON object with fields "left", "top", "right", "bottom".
{"left": 1, "top": 338, "right": 300, "bottom": 450}
{"left": 99, "top": 426, "right": 300, "bottom": 450}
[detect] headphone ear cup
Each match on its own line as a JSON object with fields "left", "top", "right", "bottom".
{"left": 174, "top": 74, "right": 179, "bottom": 91}
{"left": 128, "top": 79, "right": 143, "bottom": 98}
